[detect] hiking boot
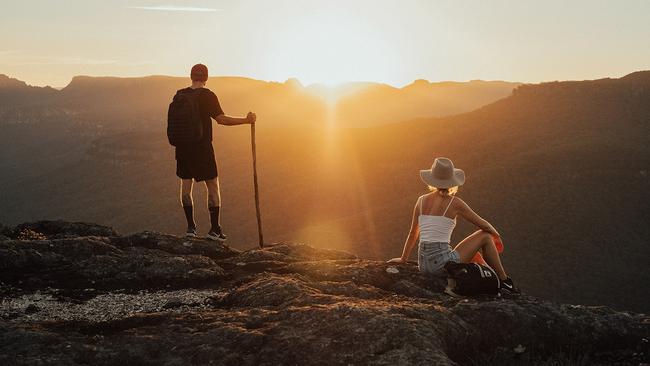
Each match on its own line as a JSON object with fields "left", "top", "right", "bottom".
{"left": 206, "top": 230, "right": 227, "bottom": 242}
{"left": 185, "top": 227, "right": 197, "bottom": 238}
{"left": 499, "top": 277, "right": 520, "bottom": 294}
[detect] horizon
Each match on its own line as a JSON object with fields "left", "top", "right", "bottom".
{"left": 5, "top": 71, "right": 523, "bottom": 89}
{"left": 4, "top": 69, "right": 646, "bottom": 91}
{"left": 2, "top": 0, "right": 649, "bottom": 87}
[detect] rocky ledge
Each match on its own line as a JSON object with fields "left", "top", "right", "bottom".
{"left": 0, "top": 221, "right": 648, "bottom": 365}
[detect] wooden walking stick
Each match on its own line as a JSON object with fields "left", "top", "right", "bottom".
{"left": 251, "top": 123, "right": 264, "bottom": 248}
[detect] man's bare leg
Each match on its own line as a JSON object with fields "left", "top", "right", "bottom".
{"left": 205, "top": 177, "right": 226, "bottom": 241}
{"left": 205, "top": 177, "right": 221, "bottom": 209}
{"left": 180, "top": 179, "right": 196, "bottom": 236}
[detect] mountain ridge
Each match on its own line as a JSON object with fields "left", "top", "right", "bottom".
{"left": 0, "top": 73, "right": 521, "bottom": 128}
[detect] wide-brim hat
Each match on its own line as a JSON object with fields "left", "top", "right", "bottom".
{"left": 420, "top": 157, "right": 465, "bottom": 188}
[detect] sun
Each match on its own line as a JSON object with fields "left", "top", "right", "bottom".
{"left": 256, "top": 9, "right": 402, "bottom": 86}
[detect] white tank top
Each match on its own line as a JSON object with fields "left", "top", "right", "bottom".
{"left": 418, "top": 195, "right": 456, "bottom": 243}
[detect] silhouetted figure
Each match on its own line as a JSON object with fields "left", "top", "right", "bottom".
{"left": 388, "top": 157, "right": 520, "bottom": 293}
{"left": 171, "top": 64, "right": 256, "bottom": 241}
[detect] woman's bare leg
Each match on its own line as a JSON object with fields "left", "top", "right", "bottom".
{"left": 453, "top": 230, "right": 508, "bottom": 280}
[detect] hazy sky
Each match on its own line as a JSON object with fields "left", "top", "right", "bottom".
{"left": 1, "top": 0, "right": 649, "bottom": 87}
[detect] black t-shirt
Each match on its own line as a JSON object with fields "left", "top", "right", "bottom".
{"left": 179, "top": 87, "right": 224, "bottom": 144}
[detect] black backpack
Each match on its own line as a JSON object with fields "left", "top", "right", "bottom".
{"left": 444, "top": 262, "right": 500, "bottom": 296}
{"left": 167, "top": 89, "right": 204, "bottom": 146}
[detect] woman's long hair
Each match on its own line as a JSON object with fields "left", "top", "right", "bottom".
{"left": 428, "top": 186, "right": 459, "bottom": 196}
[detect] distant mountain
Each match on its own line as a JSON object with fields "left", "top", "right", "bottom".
{"left": 54, "top": 75, "right": 322, "bottom": 126}
{"left": 0, "top": 74, "right": 58, "bottom": 107}
{"left": 0, "top": 74, "right": 519, "bottom": 128}
{"left": 0, "top": 71, "right": 648, "bottom": 312}
{"left": 335, "top": 79, "right": 521, "bottom": 127}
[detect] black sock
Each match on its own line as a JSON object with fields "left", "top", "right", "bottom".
{"left": 183, "top": 205, "right": 195, "bottom": 230}
{"left": 209, "top": 206, "right": 221, "bottom": 233}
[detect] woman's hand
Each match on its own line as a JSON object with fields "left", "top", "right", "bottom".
{"left": 387, "top": 257, "right": 406, "bottom": 264}
{"left": 488, "top": 227, "right": 500, "bottom": 238}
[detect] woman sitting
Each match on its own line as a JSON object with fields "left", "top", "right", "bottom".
{"left": 388, "top": 157, "right": 519, "bottom": 293}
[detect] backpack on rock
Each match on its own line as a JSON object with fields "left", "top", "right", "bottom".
{"left": 444, "top": 261, "right": 501, "bottom": 296}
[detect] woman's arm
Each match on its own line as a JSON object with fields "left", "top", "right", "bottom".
{"left": 457, "top": 198, "right": 500, "bottom": 236}
{"left": 388, "top": 202, "right": 420, "bottom": 263}
{"left": 215, "top": 112, "right": 256, "bottom": 126}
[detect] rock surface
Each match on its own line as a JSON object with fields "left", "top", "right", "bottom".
{"left": 0, "top": 221, "right": 648, "bottom": 365}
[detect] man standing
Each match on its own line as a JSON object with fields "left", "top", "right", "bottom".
{"left": 174, "top": 64, "right": 256, "bottom": 241}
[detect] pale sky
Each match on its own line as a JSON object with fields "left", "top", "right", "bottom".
{"left": 1, "top": 0, "right": 649, "bottom": 87}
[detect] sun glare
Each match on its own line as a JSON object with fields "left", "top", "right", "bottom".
{"left": 258, "top": 9, "right": 401, "bottom": 86}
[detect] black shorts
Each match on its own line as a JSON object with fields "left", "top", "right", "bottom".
{"left": 175, "top": 143, "right": 218, "bottom": 182}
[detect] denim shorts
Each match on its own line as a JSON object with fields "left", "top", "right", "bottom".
{"left": 418, "top": 241, "right": 461, "bottom": 274}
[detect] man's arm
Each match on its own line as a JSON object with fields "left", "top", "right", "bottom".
{"left": 215, "top": 112, "right": 256, "bottom": 126}
{"left": 206, "top": 91, "right": 256, "bottom": 126}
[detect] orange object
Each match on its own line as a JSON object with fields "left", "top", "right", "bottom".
{"left": 470, "top": 234, "right": 504, "bottom": 266}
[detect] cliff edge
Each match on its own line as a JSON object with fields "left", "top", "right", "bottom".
{"left": 0, "top": 221, "right": 647, "bottom": 365}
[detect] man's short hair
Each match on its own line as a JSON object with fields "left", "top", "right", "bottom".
{"left": 191, "top": 64, "right": 208, "bottom": 82}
